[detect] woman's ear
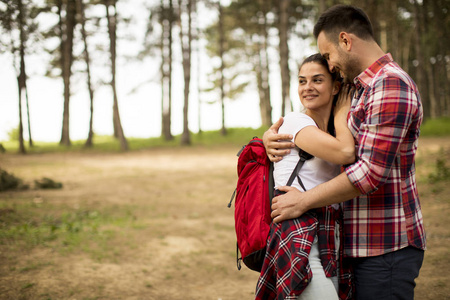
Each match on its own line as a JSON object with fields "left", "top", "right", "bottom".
{"left": 332, "top": 81, "right": 341, "bottom": 96}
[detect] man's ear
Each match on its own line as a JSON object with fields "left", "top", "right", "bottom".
{"left": 339, "top": 32, "right": 352, "bottom": 51}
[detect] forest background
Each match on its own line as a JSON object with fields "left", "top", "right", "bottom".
{"left": 0, "top": 0, "right": 448, "bottom": 153}
{"left": 1, "top": 0, "right": 450, "bottom": 299}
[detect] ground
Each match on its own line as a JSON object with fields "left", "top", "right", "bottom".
{"left": 0, "top": 137, "right": 449, "bottom": 299}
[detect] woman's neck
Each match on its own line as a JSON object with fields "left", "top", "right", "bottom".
{"left": 306, "top": 109, "right": 330, "bottom": 133}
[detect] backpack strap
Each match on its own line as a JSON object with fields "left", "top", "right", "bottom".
{"left": 286, "top": 148, "right": 313, "bottom": 191}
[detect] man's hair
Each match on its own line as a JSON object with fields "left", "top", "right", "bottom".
{"left": 313, "top": 4, "right": 374, "bottom": 43}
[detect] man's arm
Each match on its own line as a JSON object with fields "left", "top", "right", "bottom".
{"left": 271, "top": 172, "right": 360, "bottom": 223}
{"left": 263, "top": 117, "right": 295, "bottom": 162}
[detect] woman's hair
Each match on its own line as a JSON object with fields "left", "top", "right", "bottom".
{"left": 300, "top": 53, "right": 339, "bottom": 82}
{"left": 299, "top": 53, "right": 341, "bottom": 136}
{"left": 313, "top": 4, "right": 374, "bottom": 44}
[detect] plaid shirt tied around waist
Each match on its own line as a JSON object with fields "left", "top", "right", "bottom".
{"left": 344, "top": 53, "right": 426, "bottom": 258}
{"left": 255, "top": 201, "right": 353, "bottom": 300}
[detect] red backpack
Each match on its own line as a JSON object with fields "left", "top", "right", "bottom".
{"left": 228, "top": 137, "right": 312, "bottom": 272}
{"left": 228, "top": 137, "right": 273, "bottom": 271}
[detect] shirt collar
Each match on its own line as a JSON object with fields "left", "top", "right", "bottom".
{"left": 354, "top": 53, "right": 394, "bottom": 89}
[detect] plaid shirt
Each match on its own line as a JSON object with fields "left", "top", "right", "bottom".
{"left": 255, "top": 203, "right": 353, "bottom": 300}
{"left": 344, "top": 53, "right": 426, "bottom": 257}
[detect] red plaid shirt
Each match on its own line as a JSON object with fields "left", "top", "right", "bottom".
{"left": 255, "top": 204, "right": 353, "bottom": 300}
{"left": 344, "top": 54, "right": 426, "bottom": 257}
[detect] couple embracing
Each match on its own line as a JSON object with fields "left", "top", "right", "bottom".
{"left": 254, "top": 4, "right": 426, "bottom": 300}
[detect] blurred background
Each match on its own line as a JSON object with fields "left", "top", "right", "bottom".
{"left": 1, "top": 0, "right": 448, "bottom": 152}
{"left": 1, "top": 1, "right": 449, "bottom": 299}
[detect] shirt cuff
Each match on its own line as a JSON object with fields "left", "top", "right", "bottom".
{"left": 345, "top": 160, "right": 379, "bottom": 195}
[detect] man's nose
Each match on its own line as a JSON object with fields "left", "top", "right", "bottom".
{"left": 329, "top": 64, "right": 336, "bottom": 73}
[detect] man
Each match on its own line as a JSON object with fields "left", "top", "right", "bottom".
{"left": 263, "top": 5, "right": 426, "bottom": 300}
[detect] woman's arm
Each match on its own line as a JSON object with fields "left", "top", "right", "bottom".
{"left": 295, "top": 85, "right": 355, "bottom": 165}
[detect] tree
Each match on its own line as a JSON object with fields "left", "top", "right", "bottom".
{"left": 227, "top": 0, "right": 273, "bottom": 127}
{"left": 204, "top": 0, "right": 251, "bottom": 136}
{"left": 0, "top": 0, "right": 41, "bottom": 153}
{"left": 104, "top": 0, "right": 128, "bottom": 150}
{"left": 58, "top": 0, "right": 76, "bottom": 146}
{"left": 178, "top": 0, "right": 194, "bottom": 145}
{"left": 217, "top": 0, "right": 226, "bottom": 135}
{"left": 160, "top": 0, "right": 175, "bottom": 141}
{"left": 76, "top": 0, "right": 96, "bottom": 147}
{"left": 348, "top": 0, "right": 450, "bottom": 119}
{"left": 278, "top": 0, "right": 290, "bottom": 116}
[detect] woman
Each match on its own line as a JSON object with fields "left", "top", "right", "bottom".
{"left": 255, "top": 53, "right": 355, "bottom": 300}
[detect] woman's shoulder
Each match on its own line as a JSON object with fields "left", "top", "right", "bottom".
{"left": 280, "top": 112, "right": 317, "bottom": 136}
{"left": 283, "top": 112, "right": 315, "bottom": 125}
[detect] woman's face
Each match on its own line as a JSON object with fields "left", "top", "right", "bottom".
{"left": 297, "top": 62, "right": 339, "bottom": 111}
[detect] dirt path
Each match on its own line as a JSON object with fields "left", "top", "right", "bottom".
{"left": 0, "top": 146, "right": 260, "bottom": 299}
{"left": 0, "top": 137, "right": 449, "bottom": 299}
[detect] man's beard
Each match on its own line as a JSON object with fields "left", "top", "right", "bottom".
{"left": 341, "top": 56, "right": 361, "bottom": 83}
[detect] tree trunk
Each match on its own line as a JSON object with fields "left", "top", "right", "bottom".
{"left": 16, "top": 77, "right": 26, "bottom": 154}
{"left": 17, "top": 0, "right": 26, "bottom": 154}
{"left": 77, "top": 0, "right": 95, "bottom": 147}
{"left": 318, "top": 0, "right": 326, "bottom": 14}
{"left": 278, "top": 0, "right": 290, "bottom": 115}
{"left": 412, "top": 0, "right": 430, "bottom": 120}
{"left": 431, "top": 0, "right": 449, "bottom": 116}
{"left": 18, "top": 0, "right": 33, "bottom": 148}
{"left": 24, "top": 88, "right": 33, "bottom": 147}
{"left": 59, "top": 0, "right": 76, "bottom": 146}
{"left": 218, "top": 2, "right": 226, "bottom": 136}
{"left": 106, "top": 0, "right": 128, "bottom": 151}
{"left": 179, "top": 0, "right": 193, "bottom": 145}
{"left": 195, "top": 0, "right": 201, "bottom": 134}
{"left": 160, "top": 0, "right": 174, "bottom": 140}
{"left": 257, "top": 0, "right": 272, "bottom": 127}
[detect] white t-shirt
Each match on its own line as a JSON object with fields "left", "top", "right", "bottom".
{"left": 274, "top": 112, "right": 341, "bottom": 193}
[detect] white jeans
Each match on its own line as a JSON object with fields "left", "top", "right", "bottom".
{"left": 296, "top": 237, "right": 339, "bottom": 300}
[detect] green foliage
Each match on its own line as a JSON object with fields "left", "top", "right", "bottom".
{"left": 0, "top": 169, "right": 28, "bottom": 192}
{"left": 420, "top": 118, "right": 450, "bottom": 137}
{"left": 428, "top": 158, "right": 450, "bottom": 183}
{"left": 34, "top": 177, "right": 63, "bottom": 189}
{"left": 7, "top": 126, "right": 19, "bottom": 142}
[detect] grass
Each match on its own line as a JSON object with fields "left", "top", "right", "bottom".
{"left": 420, "top": 117, "right": 450, "bottom": 137}
{"left": 0, "top": 127, "right": 269, "bottom": 154}
{"left": 0, "top": 199, "right": 143, "bottom": 260}
{"left": 1, "top": 117, "right": 449, "bottom": 154}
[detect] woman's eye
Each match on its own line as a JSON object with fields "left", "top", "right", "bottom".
{"left": 299, "top": 80, "right": 306, "bottom": 84}
{"left": 314, "top": 79, "right": 322, "bottom": 83}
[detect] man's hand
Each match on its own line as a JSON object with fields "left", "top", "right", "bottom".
{"left": 271, "top": 186, "right": 309, "bottom": 223}
{"left": 263, "top": 117, "right": 295, "bottom": 162}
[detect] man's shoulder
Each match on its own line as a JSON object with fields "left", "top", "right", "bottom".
{"left": 372, "top": 61, "right": 418, "bottom": 92}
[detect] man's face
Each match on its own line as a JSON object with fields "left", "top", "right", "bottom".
{"left": 317, "top": 31, "right": 359, "bottom": 83}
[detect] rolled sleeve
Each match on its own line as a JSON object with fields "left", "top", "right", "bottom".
{"left": 345, "top": 76, "right": 419, "bottom": 195}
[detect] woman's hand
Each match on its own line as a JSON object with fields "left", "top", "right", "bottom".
{"left": 263, "top": 117, "right": 295, "bottom": 162}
